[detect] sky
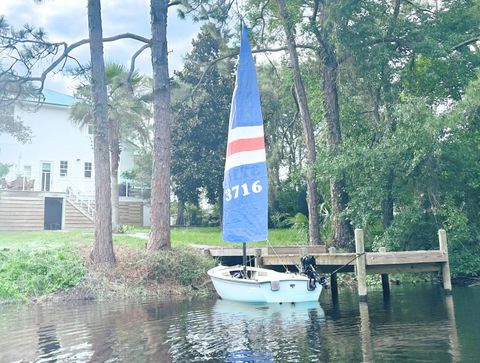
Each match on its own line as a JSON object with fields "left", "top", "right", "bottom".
{"left": 0, "top": 0, "right": 202, "bottom": 95}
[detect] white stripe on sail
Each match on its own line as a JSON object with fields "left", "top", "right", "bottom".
{"left": 228, "top": 126, "right": 264, "bottom": 143}
{"left": 225, "top": 149, "right": 266, "bottom": 171}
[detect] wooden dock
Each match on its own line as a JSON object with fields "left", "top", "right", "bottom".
{"left": 196, "top": 229, "right": 452, "bottom": 301}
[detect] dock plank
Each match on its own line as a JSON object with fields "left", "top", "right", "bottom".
{"left": 366, "top": 251, "right": 447, "bottom": 265}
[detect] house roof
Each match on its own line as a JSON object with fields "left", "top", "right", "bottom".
{"left": 42, "top": 89, "right": 75, "bottom": 107}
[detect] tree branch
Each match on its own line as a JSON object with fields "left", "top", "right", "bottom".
{"left": 1, "top": 32, "right": 151, "bottom": 93}
{"left": 128, "top": 43, "right": 151, "bottom": 83}
{"left": 168, "top": 0, "right": 182, "bottom": 7}
{"left": 404, "top": 0, "right": 434, "bottom": 14}
{"left": 451, "top": 36, "right": 480, "bottom": 52}
{"left": 188, "top": 44, "right": 315, "bottom": 99}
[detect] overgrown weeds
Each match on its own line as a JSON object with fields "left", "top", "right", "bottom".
{"left": 0, "top": 245, "right": 217, "bottom": 303}
{"left": 0, "top": 248, "right": 86, "bottom": 301}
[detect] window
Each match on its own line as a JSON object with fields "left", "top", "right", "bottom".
{"left": 84, "top": 162, "right": 92, "bottom": 178}
{"left": 60, "top": 161, "right": 68, "bottom": 177}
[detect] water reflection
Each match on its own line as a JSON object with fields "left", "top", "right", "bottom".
{"left": 359, "top": 302, "right": 373, "bottom": 363}
{"left": 165, "top": 300, "right": 326, "bottom": 362}
{"left": 225, "top": 350, "right": 273, "bottom": 362}
{"left": 0, "top": 285, "right": 477, "bottom": 362}
{"left": 37, "top": 324, "right": 61, "bottom": 362}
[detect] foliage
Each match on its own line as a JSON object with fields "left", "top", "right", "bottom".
{"left": 0, "top": 162, "right": 12, "bottom": 179}
{"left": 119, "top": 224, "right": 135, "bottom": 234}
{"left": 145, "top": 248, "right": 217, "bottom": 286}
{"left": 171, "top": 25, "right": 234, "bottom": 211}
{"left": 0, "top": 248, "right": 86, "bottom": 301}
{"left": 70, "top": 62, "right": 152, "bottom": 151}
{"left": 0, "top": 110, "right": 32, "bottom": 143}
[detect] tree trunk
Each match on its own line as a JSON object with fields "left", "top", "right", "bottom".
{"left": 175, "top": 196, "right": 185, "bottom": 226}
{"left": 324, "top": 57, "right": 352, "bottom": 248}
{"left": 277, "top": 0, "right": 321, "bottom": 245}
{"left": 147, "top": 0, "right": 171, "bottom": 250}
{"left": 312, "top": 0, "right": 353, "bottom": 249}
{"left": 109, "top": 120, "right": 121, "bottom": 233}
{"left": 381, "top": 168, "right": 394, "bottom": 228}
{"left": 87, "top": 0, "right": 115, "bottom": 264}
{"left": 267, "top": 152, "right": 281, "bottom": 212}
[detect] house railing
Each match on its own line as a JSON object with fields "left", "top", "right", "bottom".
{"left": 66, "top": 187, "right": 95, "bottom": 220}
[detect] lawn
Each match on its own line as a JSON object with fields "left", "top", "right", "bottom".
{"left": 0, "top": 227, "right": 306, "bottom": 251}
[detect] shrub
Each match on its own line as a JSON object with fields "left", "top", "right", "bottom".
{"left": 0, "top": 249, "right": 86, "bottom": 301}
{"left": 146, "top": 248, "right": 217, "bottom": 286}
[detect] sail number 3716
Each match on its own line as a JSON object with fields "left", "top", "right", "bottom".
{"left": 225, "top": 180, "right": 262, "bottom": 202}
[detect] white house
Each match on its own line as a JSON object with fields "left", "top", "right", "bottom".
{"left": 0, "top": 89, "right": 144, "bottom": 230}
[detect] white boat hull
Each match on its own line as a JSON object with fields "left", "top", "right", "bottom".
{"left": 208, "top": 265, "right": 322, "bottom": 303}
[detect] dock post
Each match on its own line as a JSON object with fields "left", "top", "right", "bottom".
{"left": 328, "top": 247, "right": 339, "bottom": 301}
{"left": 438, "top": 229, "right": 452, "bottom": 294}
{"left": 254, "top": 248, "right": 263, "bottom": 268}
{"left": 355, "top": 228, "right": 368, "bottom": 302}
{"left": 331, "top": 272, "right": 339, "bottom": 302}
{"left": 378, "top": 247, "right": 390, "bottom": 298}
{"left": 381, "top": 274, "right": 390, "bottom": 298}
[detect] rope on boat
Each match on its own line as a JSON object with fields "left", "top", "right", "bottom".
{"left": 266, "top": 241, "right": 291, "bottom": 272}
{"left": 330, "top": 252, "right": 366, "bottom": 275}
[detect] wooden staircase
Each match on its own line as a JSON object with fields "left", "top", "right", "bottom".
{"left": 66, "top": 188, "right": 95, "bottom": 222}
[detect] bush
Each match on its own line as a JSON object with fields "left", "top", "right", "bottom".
{"left": 0, "top": 249, "right": 86, "bottom": 301}
{"left": 146, "top": 248, "right": 217, "bottom": 286}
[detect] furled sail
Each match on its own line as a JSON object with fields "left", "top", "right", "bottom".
{"left": 222, "top": 24, "right": 268, "bottom": 243}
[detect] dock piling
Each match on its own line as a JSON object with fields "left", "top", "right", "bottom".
{"left": 330, "top": 272, "right": 339, "bottom": 302}
{"left": 378, "top": 247, "right": 390, "bottom": 298}
{"left": 254, "top": 248, "right": 263, "bottom": 268}
{"left": 355, "top": 228, "right": 368, "bottom": 302}
{"left": 438, "top": 229, "right": 452, "bottom": 294}
{"left": 328, "top": 247, "right": 339, "bottom": 301}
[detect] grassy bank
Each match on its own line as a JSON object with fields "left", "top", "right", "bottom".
{"left": 0, "top": 227, "right": 303, "bottom": 251}
{"left": 0, "top": 227, "right": 301, "bottom": 303}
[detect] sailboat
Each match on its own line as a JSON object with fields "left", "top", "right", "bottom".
{"left": 207, "top": 25, "right": 323, "bottom": 304}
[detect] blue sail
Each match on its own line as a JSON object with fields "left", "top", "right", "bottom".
{"left": 222, "top": 24, "right": 268, "bottom": 243}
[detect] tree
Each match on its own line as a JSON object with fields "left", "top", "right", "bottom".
{"left": 277, "top": 0, "right": 322, "bottom": 245}
{"left": 87, "top": 0, "right": 115, "bottom": 264}
{"left": 171, "top": 25, "right": 234, "bottom": 225}
{"left": 148, "top": 0, "right": 172, "bottom": 250}
{"left": 71, "top": 63, "right": 151, "bottom": 233}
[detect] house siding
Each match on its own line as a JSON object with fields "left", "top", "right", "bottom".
{"left": 0, "top": 192, "right": 44, "bottom": 231}
{"left": 0, "top": 191, "right": 144, "bottom": 231}
{"left": 119, "top": 201, "right": 143, "bottom": 226}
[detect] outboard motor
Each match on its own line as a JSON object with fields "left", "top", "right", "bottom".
{"left": 301, "top": 255, "right": 327, "bottom": 291}
{"left": 301, "top": 255, "right": 318, "bottom": 291}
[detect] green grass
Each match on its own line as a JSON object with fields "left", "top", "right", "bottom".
{"left": 0, "top": 227, "right": 305, "bottom": 252}
{"left": 135, "top": 226, "right": 305, "bottom": 247}
{"left": 0, "top": 230, "right": 94, "bottom": 251}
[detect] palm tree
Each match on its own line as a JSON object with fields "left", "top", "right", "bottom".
{"left": 70, "top": 62, "right": 151, "bottom": 232}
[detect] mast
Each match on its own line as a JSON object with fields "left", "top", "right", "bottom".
{"left": 243, "top": 242, "right": 247, "bottom": 278}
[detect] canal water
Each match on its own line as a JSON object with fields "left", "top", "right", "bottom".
{"left": 0, "top": 284, "right": 479, "bottom": 362}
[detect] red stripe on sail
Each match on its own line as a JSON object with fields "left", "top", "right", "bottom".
{"left": 227, "top": 137, "right": 265, "bottom": 157}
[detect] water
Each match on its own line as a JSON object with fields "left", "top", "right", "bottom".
{"left": 1, "top": 284, "right": 479, "bottom": 362}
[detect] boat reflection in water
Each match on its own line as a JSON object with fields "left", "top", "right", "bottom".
{"left": 167, "top": 299, "right": 325, "bottom": 362}
{"left": 213, "top": 299, "right": 325, "bottom": 323}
